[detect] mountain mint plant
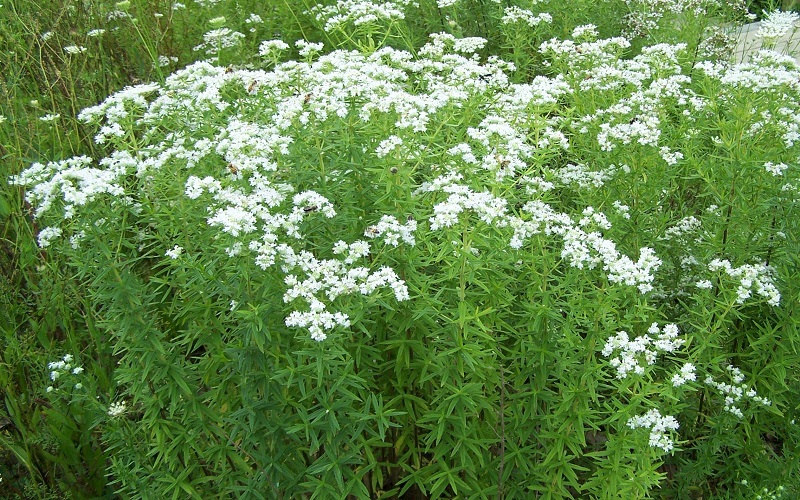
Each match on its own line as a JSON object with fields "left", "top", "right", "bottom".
{"left": 9, "top": 0, "right": 800, "bottom": 498}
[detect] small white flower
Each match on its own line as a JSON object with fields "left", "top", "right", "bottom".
{"left": 696, "top": 280, "right": 713, "bottom": 290}
{"left": 108, "top": 401, "right": 127, "bottom": 418}
{"left": 259, "top": 39, "right": 289, "bottom": 57}
{"left": 756, "top": 10, "right": 800, "bottom": 40}
{"left": 63, "top": 45, "right": 88, "bottom": 55}
{"left": 37, "top": 226, "right": 62, "bottom": 247}
{"left": 295, "top": 40, "right": 323, "bottom": 57}
{"left": 165, "top": 245, "right": 183, "bottom": 259}
{"left": 628, "top": 409, "right": 680, "bottom": 453}
{"left": 671, "top": 363, "right": 697, "bottom": 387}
{"left": 764, "top": 161, "right": 788, "bottom": 176}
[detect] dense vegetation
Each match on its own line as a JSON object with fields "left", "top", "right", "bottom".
{"left": 2, "top": 0, "right": 800, "bottom": 498}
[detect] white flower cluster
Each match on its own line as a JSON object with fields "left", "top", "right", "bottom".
{"left": 627, "top": 409, "right": 680, "bottom": 453}
{"left": 426, "top": 183, "right": 509, "bottom": 231}
{"left": 764, "top": 161, "right": 788, "bottom": 176}
{"left": 282, "top": 245, "right": 409, "bottom": 341}
{"left": 572, "top": 24, "right": 599, "bottom": 41}
{"left": 308, "top": 0, "right": 416, "bottom": 32}
{"left": 756, "top": 10, "right": 800, "bottom": 40}
{"left": 551, "top": 163, "right": 616, "bottom": 189}
{"left": 561, "top": 231, "right": 661, "bottom": 293}
{"left": 613, "top": 200, "right": 631, "bottom": 219}
{"left": 375, "top": 135, "right": 404, "bottom": 158}
{"left": 659, "top": 146, "right": 683, "bottom": 165}
{"left": 705, "top": 365, "right": 771, "bottom": 418}
{"left": 707, "top": 259, "right": 781, "bottom": 306}
{"left": 539, "top": 36, "right": 631, "bottom": 68}
{"left": 364, "top": 215, "right": 417, "bottom": 247}
{"left": 165, "top": 245, "right": 183, "bottom": 259}
{"left": 670, "top": 362, "right": 697, "bottom": 387}
{"left": 662, "top": 216, "right": 701, "bottom": 241}
{"left": 259, "top": 39, "right": 290, "bottom": 57}
{"left": 46, "top": 354, "right": 84, "bottom": 393}
{"left": 64, "top": 45, "right": 87, "bottom": 55}
{"left": 107, "top": 400, "right": 127, "bottom": 418}
{"left": 501, "top": 7, "right": 552, "bottom": 27}
{"left": 602, "top": 323, "right": 684, "bottom": 379}
{"left": 156, "top": 55, "right": 178, "bottom": 68}
{"left": 37, "top": 226, "right": 62, "bottom": 248}
{"left": 246, "top": 13, "right": 263, "bottom": 33}
{"left": 418, "top": 173, "right": 661, "bottom": 293}
{"left": 295, "top": 40, "right": 324, "bottom": 58}
{"left": 692, "top": 54, "right": 800, "bottom": 153}
{"left": 10, "top": 155, "right": 129, "bottom": 223}
{"left": 193, "top": 28, "right": 245, "bottom": 57}
{"left": 621, "top": 0, "right": 726, "bottom": 39}
{"left": 76, "top": 82, "right": 160, "bottom": 128}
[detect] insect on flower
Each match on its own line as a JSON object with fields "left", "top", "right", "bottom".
{"left": 227, "top": 163, "right": 239, "bottom": 174}
{"left": 303, "top": 205, "right": 318, "bottom": 213}
{"left": 247, "top": 80, "right": 259, "bottom": 93}
{"left": 495, "top": 154, "right": 510, "bottom": 169}
{"left": 304, "top": 93, "right": 312, "bottom": 104}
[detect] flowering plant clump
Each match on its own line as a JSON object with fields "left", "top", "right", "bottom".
{"left": 9, "top": 1, "right": 800, "bottom": 498}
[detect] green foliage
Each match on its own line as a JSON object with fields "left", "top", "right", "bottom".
{"left": 3, "top": 0, "right": 800, "bottom": 498}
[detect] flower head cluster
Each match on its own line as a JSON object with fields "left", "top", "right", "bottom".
{"left": 418, "top": 174, "right": 661, "bottom": 293}
{"left": 364, "top": 215, "right": 416, "bottom": 247}
{"left": 107, "top": 400, "right": 127, "bottom": 418}
{"left": 165, "top": 245, "right": 183, "bottom": 259}
{"left": 602, "top": 323, "right": 684, "bottom": 379}
{"left": 10, "top": 155, "right": 129, "bottom": 221}
{"left": 193, "top": 28, "right": 245, "bottom": 57}
{"left": 764, "top": 161, "right": 788, "bottom": 176}
{"left": 662, "top": 216, "right": 702, "bottom": 242}
{"left": 308, "top": 0, "right": 416, "bottom": 32}
{"left": 707, "top": 259, "right": 781, "bottom": 306}
{"left": 705, "top": 365, "right": 771, "bottom": 418}
{"left": 671, "top": 362, "right": 697, "bottom": 387}
{"left": 64, "top": 45, "right": 87, "bottom": 55}
{"left": 46, "top": 354, "right": 84, "bottom": 393}
{"left": 627, "top": 409, "right": 680, "bottom": 453}
{"left": 282, "top": 244, "right": 409, "bottom": 341}
{"left": 551, "top": 163, "right": 616, "bottom": 189}
{"left": 756, "top": 10, "right": 799, "bottom": 40}
{"left": 259, "top": 39, "right": 290, "bottom": 58}
{"left": 501, "top": 7, "right": 552, "bottom": 28}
